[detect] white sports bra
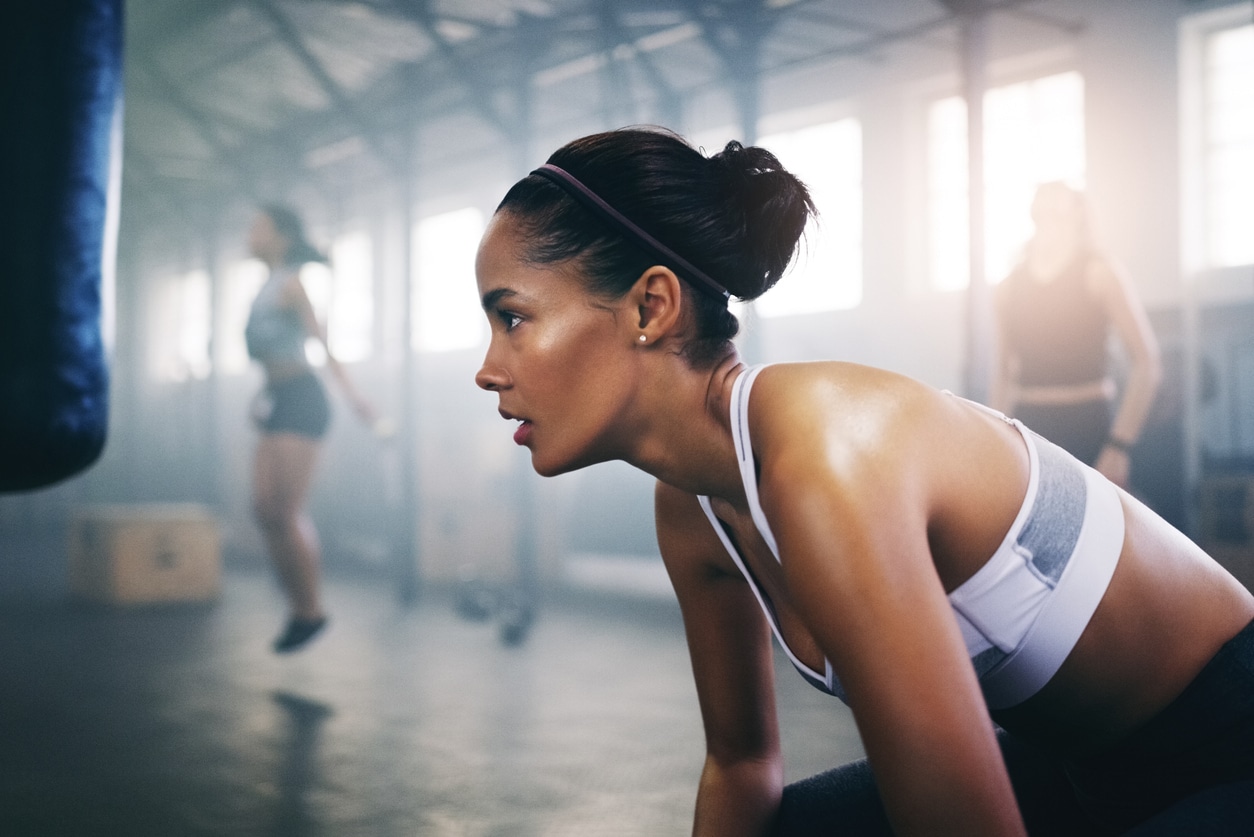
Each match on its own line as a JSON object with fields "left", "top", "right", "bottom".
{"left": 696, "top": 364, "right": 1125, "bottom": 709}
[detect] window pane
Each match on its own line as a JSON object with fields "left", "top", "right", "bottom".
{"left": 928, "top": 71, "right": 1086, "bottom": 290}
{"left": 1208, "top": 23, "right": 1254, "bottom": 72}
{"left": 299, "top": 262, "right": 333, "bottom": 367}
{"left": 413, "top": 207, "right": 486, "bottom": 352}
{"left": 1205, "top": 23, "right": 1254, "bottom": 268}
{"left": 328, "top": 230, "right": 373, "bottom": 363}
{"left": 1208, "top": 145, "right": 1254, "bottom": 266}
{"left": 150, "top": 269, "right": 211, "bottom": 382}
{"left": 928, "top": 96, "right": 970, "bottom": 292}
{"left": 219, "top": 259, "right": 267, "bottom": 375}
{"left": 757, "top": 118, "right": 863, "bottom": 316}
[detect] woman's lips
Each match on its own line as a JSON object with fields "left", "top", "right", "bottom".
{"left": 513, "top": 420, "right": 533, "bottom": 446}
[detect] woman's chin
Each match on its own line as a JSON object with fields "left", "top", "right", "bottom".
{"left": 531, "top": 458, "right": 581, "bottom": 479}
{"left": 529, "top": 447, "right": 603, "bottom": 479}
{"left": 527, "top": 449, "right": 567, "bottom": 478}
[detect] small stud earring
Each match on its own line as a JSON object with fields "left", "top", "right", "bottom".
{"left": 638, "top": 334, "right": 647, "bottom": 343}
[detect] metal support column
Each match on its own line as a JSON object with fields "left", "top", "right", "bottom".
{"left": 959, "top": 6, "right": 993, "bottom": 403}
{"left": 506, "top": 49, "right": 540, "bottom": 643}
{"left": 395, "top": 119, "right": 421, "bottom": 606}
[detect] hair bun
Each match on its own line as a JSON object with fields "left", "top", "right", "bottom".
{"left": 708, "top": 141, "right": 814, "bottom": 299}
{"left": 710, "top": 140, "right": 776, "bottom": 177}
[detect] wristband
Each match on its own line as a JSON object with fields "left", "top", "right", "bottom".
{"left": 1106, "top": 437, "right": 1134, "bottom": 453}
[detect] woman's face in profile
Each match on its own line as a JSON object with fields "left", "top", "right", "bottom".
{"left": 1030, "top": 186, "right": 1081, "bottom": 237}
{"left": 474, "top": 212, "right": 641, "bottom": 477}
{"left": 248, "top": 213, "right": 285, "bottom": 262}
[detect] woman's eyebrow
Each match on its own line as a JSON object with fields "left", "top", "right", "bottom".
{"left": 481, "top": 287, "right": 517, "bottom": 311}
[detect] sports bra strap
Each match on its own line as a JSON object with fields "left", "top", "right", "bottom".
{"left": 731, "top": 364, "right": 780, "bottom": 560}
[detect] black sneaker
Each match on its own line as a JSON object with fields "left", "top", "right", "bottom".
{"left": 273, "top": 616, "right": 328, "bottom": 653}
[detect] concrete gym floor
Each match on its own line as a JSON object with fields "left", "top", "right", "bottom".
{"left": 0, "top": 568, "right": 864, "bottom": 836}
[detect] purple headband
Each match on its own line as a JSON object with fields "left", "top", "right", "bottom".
{"left": 532, "top": 163, "right": 732, "bottom": 302}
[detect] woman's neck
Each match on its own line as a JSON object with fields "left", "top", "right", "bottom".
{"left": 619, "top": 352, "right": 748, "bottom": 503}
{"left": 1025, "top": 229, "right": 1082, "bottom": 281}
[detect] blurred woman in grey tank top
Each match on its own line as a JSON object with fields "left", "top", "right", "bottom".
{"left": 245, "top": 205, "right": 377, "bottom": 653}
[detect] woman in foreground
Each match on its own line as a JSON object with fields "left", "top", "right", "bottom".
{"left": 473, "top": 128, "right": 1254, "bottom": 835}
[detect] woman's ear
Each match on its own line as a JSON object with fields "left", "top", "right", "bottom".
{"left": 629, "top": 265, "right": 683, "bottom": 345}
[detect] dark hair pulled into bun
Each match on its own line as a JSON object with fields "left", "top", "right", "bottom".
{"left": 260, "top": 203, "right": 328, "bottom": 266}
{"left": 705, "top": 141, "right": 815, "bottom": 298}
{"left": 496, "top": 127, "right": 816, "bottom": 366}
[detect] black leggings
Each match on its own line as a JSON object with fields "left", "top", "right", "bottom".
{"left": 773, "top": 620, "right": 1254, "bottom": 836}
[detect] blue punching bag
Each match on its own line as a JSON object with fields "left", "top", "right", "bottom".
{"left": 0, "top": 0, "right": 122, "bottom": 492}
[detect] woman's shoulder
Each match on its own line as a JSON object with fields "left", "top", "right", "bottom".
{"left": 753, "top": 361, "right": 934, "bottom": 417}
{"left": 749, "top": 362, "right": 941, "bottom": 476}
{"left": 276, "top": 265, "right": 305, "bottom": 293}
{"left": 1080, "top": 250, "right": 1122, "bottom": 294}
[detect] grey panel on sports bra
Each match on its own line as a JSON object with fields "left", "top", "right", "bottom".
{"left": 1017, "top": 436, "right": 1087, "bottom": 587}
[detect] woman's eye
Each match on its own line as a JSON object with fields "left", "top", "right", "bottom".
{"left": 498, "top": 310, "right": 523, "bottom": 331}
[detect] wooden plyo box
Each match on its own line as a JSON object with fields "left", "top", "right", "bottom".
{"left": 69, "top": 504, "right": 221, "bottom": 604}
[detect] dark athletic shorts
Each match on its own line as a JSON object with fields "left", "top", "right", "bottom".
{"left": 251, "top": 372, "right": 330, "bottom": 439}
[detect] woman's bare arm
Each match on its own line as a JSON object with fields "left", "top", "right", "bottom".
{"left": 284, "top": 271, "right": 377, "bottom": 423}
{"left": 656, "top": 481, "right": 784, "bottom": 837}
{"left": 1092, "top": 257, "right": 1161, "bottom": 487}
{"left": 754, "top": 370, "right": 1027, "bottom": 836}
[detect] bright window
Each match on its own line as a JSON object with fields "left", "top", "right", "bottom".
{"left": 327, "top": 230, "right": 374, "bottom": 362}
{"left": 757, "top": 118, "right": 863, "bottom": 315}
{"left": 299, "top": 261, "right": 332, "bottom": 367}
{"left": 150, "top": 269, "right": 211, "bottom": 382}
{"left": 413, "top": 207, "right": 486, "bottom": 352}
{"left": 218, "top": 239, "right": 373, "bottom": 374}
{"left": 1204, "top": 22, "right": 1254, "bottom": 267}
{"left": 928, "top": 71, "right": 1086, "bottom": 291}
{"left": 219, "top": 259, "right": 267, "bottom": 375}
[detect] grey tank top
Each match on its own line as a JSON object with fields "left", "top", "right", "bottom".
{"left": 245, "top": 266, "right": 309, "bottom": 366}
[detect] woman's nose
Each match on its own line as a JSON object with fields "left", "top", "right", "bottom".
{"left": 475, "top": 357, "right": 508, "bottom": 391}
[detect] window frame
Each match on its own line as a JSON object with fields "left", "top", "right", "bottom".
{"left": 1180, "top": 4, "right": 1254, "bottom": 295}
{"left": 921, "top": 67, "right": 1087, "bottom": 294}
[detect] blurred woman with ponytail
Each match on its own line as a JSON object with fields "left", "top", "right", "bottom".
{"left": 991, "top": 182, "right": 1161, "bottom": 490}
{"left": 245, "top": 204, "right": 376, "bottom": 653}
{"left": 474, "top": 128, "right": 1254, "bottom": 835}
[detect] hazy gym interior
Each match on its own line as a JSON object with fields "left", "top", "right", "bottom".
{"left": 1, "top": 1, "right": 1252, "bottom": 834}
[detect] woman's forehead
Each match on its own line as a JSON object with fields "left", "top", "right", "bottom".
{"left": 477, "top": 214, "right": 527, "bottom": 277}
{"left": 476, "top": 219, "right": 583, "bottom": 300}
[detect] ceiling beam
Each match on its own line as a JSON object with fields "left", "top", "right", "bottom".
{"left": 1003, "top": 5, "right": 1085, "bottom": 35}
{"left": 120, "top": 146, "right": 204, "bottom": 234}
{"left": 377, "top": 0, "right": 521, "bottom": 141}
{"left": 129, "top": 55, "right": 261, "bottom": 201}
{"left": 597, "top": 3, "right": 684, "bottom": 129}
{"left": 679, "top": 0, "right": 776, "bottom": 142}
{"left": 127, "top": 0, "right": 241, "bottom": 52}
{"left": 251, "top": 0, "right": 404, "bottom": 174}
{"left": 131, "top": 50, "right": 343, "bottom": 210}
